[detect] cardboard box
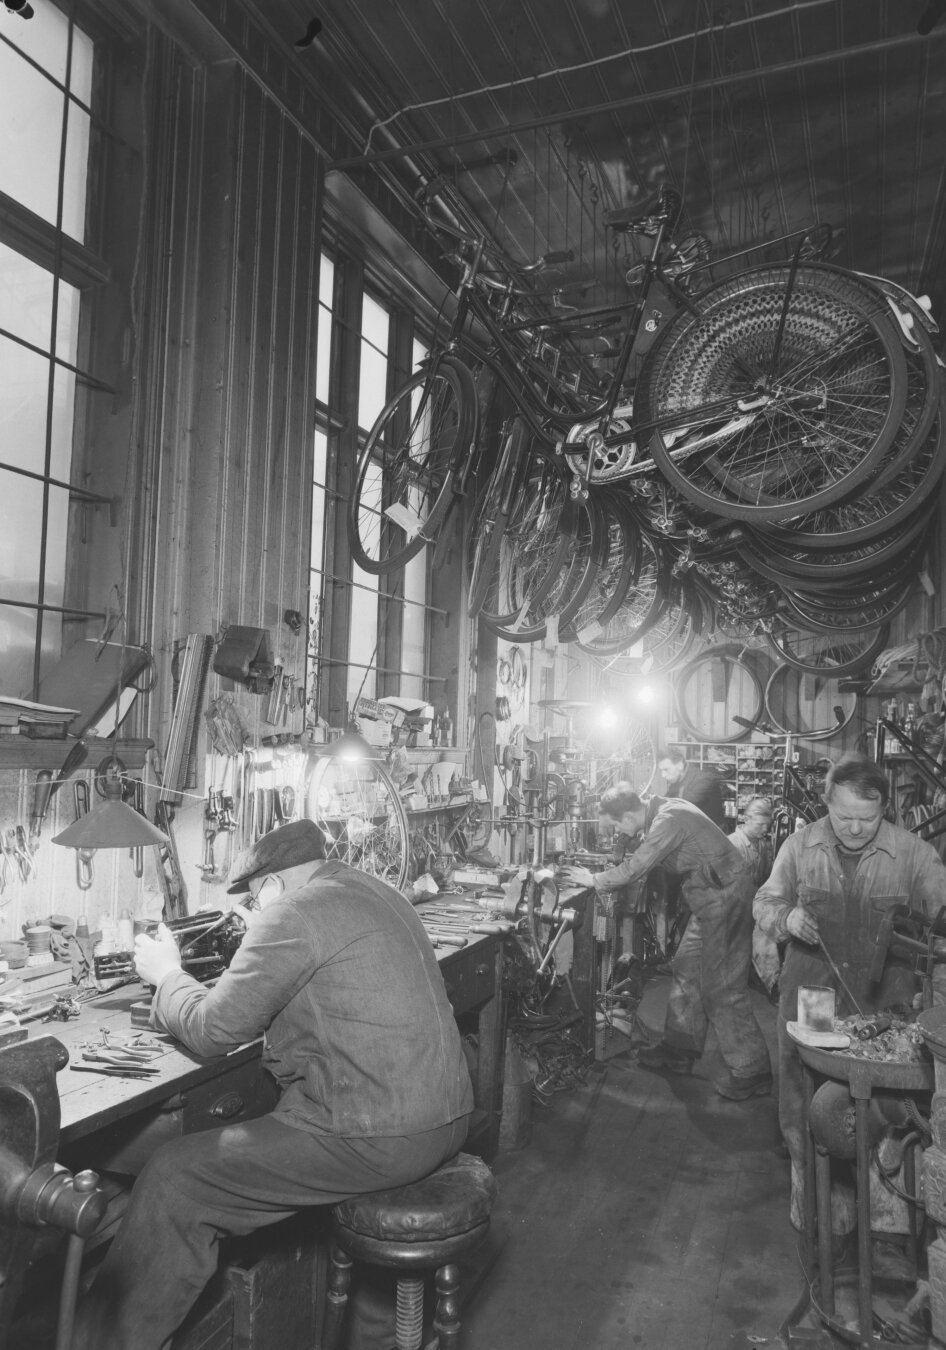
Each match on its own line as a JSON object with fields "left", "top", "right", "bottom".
{"left": 356, "top": 718, "right": 392, "bottom": 747}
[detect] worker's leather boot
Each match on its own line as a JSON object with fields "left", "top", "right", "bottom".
{"left": 714, "top": 1068, "right": 773, "bottom": 1100}
{"left": 636, "top": 1043, "right": 698, "bottom": 1073}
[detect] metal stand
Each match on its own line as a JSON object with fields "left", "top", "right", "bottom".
{"left": 798, "top": 1042, "right": 932, "bottom": 1350}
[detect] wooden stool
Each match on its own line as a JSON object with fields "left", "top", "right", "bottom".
{"left": 322, "top": 1152, "right": 496, "bottom": 1350}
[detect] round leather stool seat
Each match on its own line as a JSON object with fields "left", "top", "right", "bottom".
{"left": 323, "top": 1153, "right": 497, "bottom": 1350}
{"left": 333, "top": 1152, "right": 496, "bottom": 1267}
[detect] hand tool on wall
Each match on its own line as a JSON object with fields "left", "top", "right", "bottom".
{"left": 155, "top": 800, "right": 187, "bottom": 921}
{"left": 29, "top": 770, "right": 54, "bottom": 848}
{"left": 130, "top": 779, "right": 145, "bottom": 878}
{"left": 266, "top": 664, "right": 284, "bottom": 724}
{"left": 72, "top": 782, "right": 94, "bottom": 890}
{"left": 13, "top": 828, "right": 33, "bottom": 882}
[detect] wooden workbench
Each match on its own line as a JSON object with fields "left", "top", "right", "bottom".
{"left": 53, "top": 925, "right": 506, "bottom": 1167}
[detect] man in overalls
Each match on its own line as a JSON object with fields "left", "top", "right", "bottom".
{"left": 571, "top": 783, "right": 771, "bottom": 1099}
{"left": 754, "top": 755, "right": 946, "bottom": 1272}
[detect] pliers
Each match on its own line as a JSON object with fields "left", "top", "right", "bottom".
{"left": 81, "top": 1049, "right": 160, "bottom": 1073}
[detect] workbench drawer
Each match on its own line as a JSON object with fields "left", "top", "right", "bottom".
{"left": 180, "top": 1058, "right": 279, "bottom": 1134}
{"left": 440, "top": 947, "right": 496, "bottom": 1016}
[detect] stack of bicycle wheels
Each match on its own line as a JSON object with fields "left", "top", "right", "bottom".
{"left": 346, "top": 253, "right": 944, "bottom": 695}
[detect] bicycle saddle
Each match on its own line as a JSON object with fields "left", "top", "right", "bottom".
{"left": 603, "top": 186, "right": 682, "bottom": 235}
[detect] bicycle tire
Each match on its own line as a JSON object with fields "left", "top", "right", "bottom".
{"left": 739, "top": 504, "right": 935, "bottom": 583}
{"left": 476, "top": 459, "right": 574, "bottom": 628}
{"left": 759, "top": 411, "right": 945, "bottom": 551}
{"left": 574, "top": 530, "right": 668, "bottom": 656}
{"left": 782, "top": 578, "right": 914, "bottom": 633}
{"left": 764, "top": 621, "right": 890, "bottom": 677}
{"left": 484, "top": 494, "right": 606, "bottom": 643}
{"left": 674, "top": 645, "right": 767, "bottom": 744}
{"left": 764, "top": 665, "right": 857, "bottom": 741}
{"left": 636, "top": 263, "right": 909, "bottom": 522}
{"left": 467, "top": 417, "right": 530, "bottom": 618}
{"left": 559, "top": 498, "right": 639, "bottom": 644}
{"left": 348, "top": 358, "right": 476, "bottom": 574}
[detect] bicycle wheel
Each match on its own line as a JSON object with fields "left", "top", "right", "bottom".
{"left": 306, "top": 752, "right": 409, "bottom": 891}
{"left": 740, "top": 503, "right": 935, "bottom": 583}
{"left": 764, "top": 666, "right": 857, "bottom": 740}
{"left": 477, "top": 462, "right": 582, "bottom": 630}
{"left": 559, "top": 498, "right": 638, "bottom": 644}
{"left": 782, "top": 578, "right": 914, "bottom": 633}
{"left": 467, "top": 417, "right": 530, "bottom": 618}
{"left": 764, "top": 620, "right": 890, "bottom": 677}
{"left": 759, "top": 412, "right": 945, "bottom": 551}
{"left": 637, "top": 264, "right": 908, "bottom": 521}
{"left": 575, "top": 530, "right": 668, "bottom": 655}
{"left": 348, "top": 358, "right": 476, "bottom": 574}
{"left": 484, "top": 494, "right": 606, "bottom": 643}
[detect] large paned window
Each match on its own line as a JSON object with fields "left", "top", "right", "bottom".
{"left": 0, "top": 5, "right": 120, "bottom": 698}
{"left": 308, "top": 247, "right": 438, "bottom": 724}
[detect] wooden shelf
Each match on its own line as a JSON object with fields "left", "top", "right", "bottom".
{"left": 406, "top": 801, "right": 475, "bottom": 817}
{"left": 403, "top": 746, "right": 467, "bottom": 765}
{"left": 0, "top": 736, "right": 153, "bottom": 774}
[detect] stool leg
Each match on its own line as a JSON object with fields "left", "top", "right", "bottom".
{"left": 321, "top": 1243, "right": 353, "bottom": 1350}
{"left": 395, "top": 1274, "right": 425, "bottom": 1350}
{"left": 432, "top": 1263, "right": 461, "bottom": 1350}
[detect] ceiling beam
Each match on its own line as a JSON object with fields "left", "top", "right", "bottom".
{"left": 332, "top": 28, "right": 945, "bottom": 169}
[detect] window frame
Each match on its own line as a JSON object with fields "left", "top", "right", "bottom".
{"left": 307, "top": 234, "right": 452, "bottom": 730}
{"left": 0, "top": 6, "right": 139, "bottom": 698}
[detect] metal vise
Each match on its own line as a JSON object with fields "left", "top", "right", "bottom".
{"left": 93, "top": 909, "right": 247, "bottom": 985}
{"left": 0, "top": 1035, "right": 107, "bottom": 1346}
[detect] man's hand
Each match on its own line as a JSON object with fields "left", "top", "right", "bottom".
{"left": 134, "top": 923, "right": 183, "bottom": 987}
{"left": 786, "top": 906, "right": 819, "bottom": 945}
{"left": 565, "top": 866, "right": 595, "bottom": 890}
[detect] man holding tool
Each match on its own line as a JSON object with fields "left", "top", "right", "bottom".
{"left": 73, "top": 819, "right": 473, "bottom": 1350}
{"left": 754, "top": 754, "right": 946, "bottom": 1266}
{"left": 569, "top": 785, "right": 771, "bottom": 1100}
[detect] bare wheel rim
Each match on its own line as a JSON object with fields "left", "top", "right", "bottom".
{"left": 306, "top": 754, "right": 409, "bottom": 891}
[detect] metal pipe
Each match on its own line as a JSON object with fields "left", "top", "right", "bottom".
{"left": 331, "top": 32, "right": 943, "bottom": 169}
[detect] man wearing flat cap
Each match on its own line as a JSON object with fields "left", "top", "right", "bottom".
{"left": 74, "top": 819, "right": 474, "bottom": 1350}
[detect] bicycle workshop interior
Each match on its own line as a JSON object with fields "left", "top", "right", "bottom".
{"left": 3, "top": 1, "right": 946, "bottom": 1348}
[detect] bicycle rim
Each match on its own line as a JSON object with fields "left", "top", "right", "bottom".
{"left": 575, "top": 531, "right": 667, "bottom": 655}
{"left": 467, "top": 418, "right": 530, "bottom": 618}
{"left": 306, "top": 754, "right": 409, "bottom": 891}
{"left": 638, "top": 263, "right": 908, "bottom": 521}
{"left": 782, "top": 578, "right": 914, "bottom": 633}
{"left": 348, "top": 359, "right": 475, "bottom": 574}
{"left": 759, "top": 411, "right": 945, "bottom": 550}
{"left": 477, "top": 463, "right": 573, "bottom": 628}
{"left": 764, "top": 622, "right": 890, "bottom": 676}
{"left": 485, "top": 495, "right": 605, "bottom": 643}
{"left": 560, "top": 498, "right": 638, "bottom": 643}
{"left": 740, "top": 503, "right": 935, "bottom": 583}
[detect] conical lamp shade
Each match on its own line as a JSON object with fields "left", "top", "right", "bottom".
{"left": 53, "top": 776, "right": 168, "bottom": 848}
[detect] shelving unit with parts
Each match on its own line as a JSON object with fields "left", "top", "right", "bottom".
{"left": 733, "top": 742, "right": 786, "bottom": 820}
{"left": 667, "top": 741, "right": 738, "bottom": 824}
{"left": 667, "top": 740, "right": 787, "bottom": 826}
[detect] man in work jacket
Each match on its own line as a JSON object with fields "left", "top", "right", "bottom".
{"left": 571, "top": 784, "right": 771, "bottom": 1100}
{"left": 754, "top": 754, "right": 946, "bottom": 1261}
{"left": 73, "top": 819, "right": 473, "bottom": 1350}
